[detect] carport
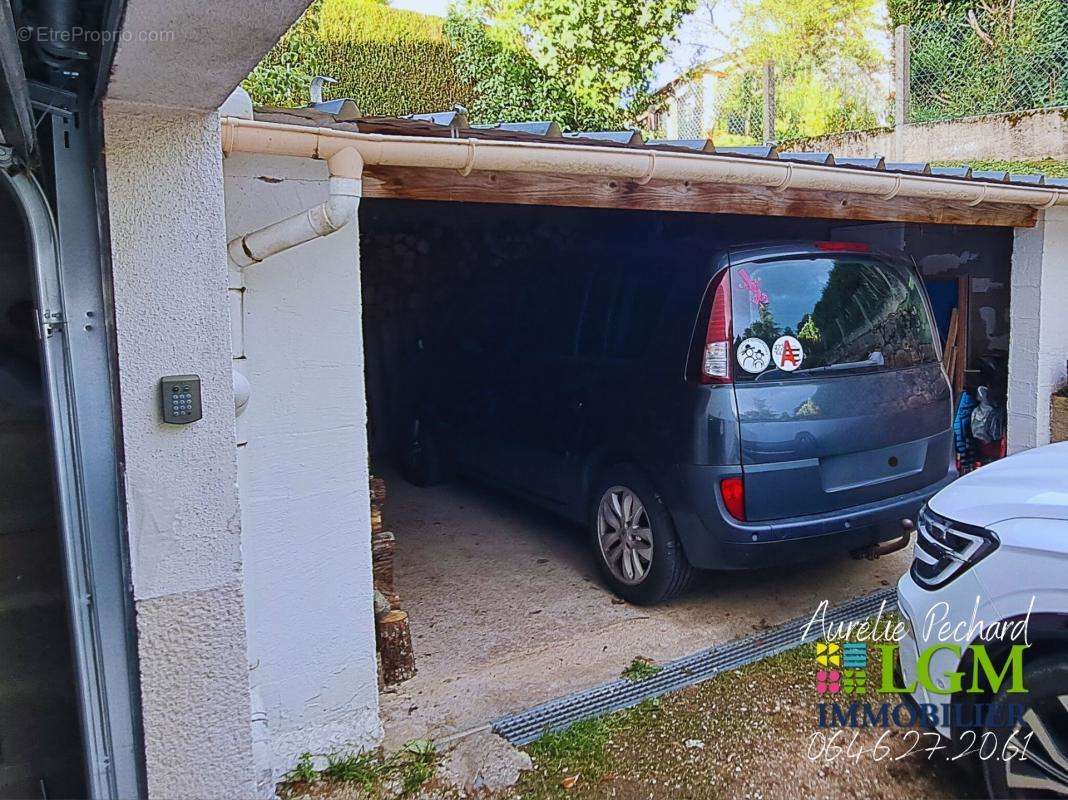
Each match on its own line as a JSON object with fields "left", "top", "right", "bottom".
{"left": 220, "top": 101, "right": 1068, "bottom": 759}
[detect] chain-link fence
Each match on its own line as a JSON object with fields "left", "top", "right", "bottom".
{"left": 660, "top": 63, "right": 888, "bottom": 145}
{"left": 907, "top": 7, "right": 1068, "bottom": 124}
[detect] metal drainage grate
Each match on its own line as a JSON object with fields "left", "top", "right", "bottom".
{"left": 493, "top": 587, "right": 897, "bottom": 745}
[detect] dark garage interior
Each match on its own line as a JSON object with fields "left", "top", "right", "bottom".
{"left": 0, "top": 182, "right": 86, "bottom": 798}
{"left": 355, "top": 199, "right": 1016, "bottom": 742}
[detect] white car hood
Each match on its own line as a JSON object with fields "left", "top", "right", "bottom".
{"left": 929, "top": 442, "right": 1068, "bottom": 528}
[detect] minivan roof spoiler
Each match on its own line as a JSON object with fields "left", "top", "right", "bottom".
{"left": 725, "top": 241, "right": 891, "bottom": 267}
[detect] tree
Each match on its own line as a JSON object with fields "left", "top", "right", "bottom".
{"left": 442, "top": 13, "right": 615, "bottom": 130}
{"left": 244, "top": 0, "right": 691, "bottom": 130}
{"left": 733, "top": 0, "right": 882, "bottom": 72}
{"left": 722, "top": 0, "right": 885, "bottom": 139}
{"left": 459, "top": 0, "right": 697, "bottom": 120}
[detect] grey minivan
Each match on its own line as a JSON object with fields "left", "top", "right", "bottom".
{"left": 404, "top": 240, "right": 955, "bottom": 604}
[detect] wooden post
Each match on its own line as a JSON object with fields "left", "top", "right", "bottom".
{"left": 378, "top": 610, "right": 416, "bottom": 685}
{"left": 762, "top": 61, "right": 776, "bottom": 145}
{"left": 894, "top": 24, "right": 910, "bottom": 160}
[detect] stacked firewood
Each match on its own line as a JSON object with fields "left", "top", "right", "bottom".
{"left": 370, "top": 475, "right": 415, "bottom": 686}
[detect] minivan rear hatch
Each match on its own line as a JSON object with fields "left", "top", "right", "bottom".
{"left": 728, "top": 244, "right": 951, "bottom": 522}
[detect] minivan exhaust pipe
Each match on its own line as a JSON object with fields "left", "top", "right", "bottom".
{"left": 850, "top": 518, "right": 915, "bottom": 560}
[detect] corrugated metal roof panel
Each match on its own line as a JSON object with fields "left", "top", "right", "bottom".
{"left": 1010, "top": 174, "right": 1045, "bottom": 185}
{"left": 646, "top": 138, "right": 715, "bottom": 153}
{"left": 930, "top": 166, "right": 973, "bottom": 179}
{"left": 779, "top": 152, "right": 835, "bottom": 165}
{"left": 408, "top": 110, "right": 469, "bottom": 128}
{"left": 307, "top": 99, "right": 361, "bottom": 121}
{"left": 885, "top": 162, "right": 932, "bottom": 175}
{"left": 563, "top": 130, "right": 643, "bottom": 145}
{"left": 972, "top": 170, "right": 1010, "bottom": 182}
{"left": 715, "top": 145, "right": 778, "bottom": 159}
{"left": 1046, "top": 177, "right": 1068, "bottom": 188}
{"left": 835, "top": 157, "right": 886, "bottom": 170}
{"left": 472, "top": 121, "right": 563, "bottom": 138}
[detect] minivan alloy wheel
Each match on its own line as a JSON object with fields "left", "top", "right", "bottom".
{"left": 597, "top": 486, "right": 654, "bottom": 585}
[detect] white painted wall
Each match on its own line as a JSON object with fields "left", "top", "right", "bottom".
{"left": 1007, "top": 206, "right": 1068, "bottom": 452}
{"left": 102, "top": 102, "right": 257, "bottom": 797}
{"left": 224, "top": 153, "right": 382, "bottom": 788}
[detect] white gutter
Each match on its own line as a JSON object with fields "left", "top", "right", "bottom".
{"left": 226, "top": 146, "right": 363, "bottom": 267}
{"left": 221, "top": 118, "right": 1068, "bottom": 234}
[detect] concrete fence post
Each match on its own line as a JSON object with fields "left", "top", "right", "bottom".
{"left": 762, "top": 61, "right": 776, "bottom": 144}
{"left": 894, "top": 24, "right": 910, "bottom": 159}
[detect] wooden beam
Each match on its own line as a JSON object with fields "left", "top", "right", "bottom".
{"left": 362, "top": 166, "right": 1037, "bottom": 228}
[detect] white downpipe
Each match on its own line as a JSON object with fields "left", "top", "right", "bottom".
{"left": 227, "top": 146, "right": 364, "bottom": 268}
{"left": 221, "top": 117, "right": 1068, "bottom": 210}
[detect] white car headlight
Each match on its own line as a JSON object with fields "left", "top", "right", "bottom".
{"left": 910, "top": 504, "right": 999, "bottom": 590}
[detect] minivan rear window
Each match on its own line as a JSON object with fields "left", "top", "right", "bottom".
{"left": 729, "top": 255, "right": 938, "bottom": 380}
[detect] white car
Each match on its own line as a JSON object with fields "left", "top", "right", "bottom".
{"left": 897, "top": 441, "right": 1068, "bottom": 798}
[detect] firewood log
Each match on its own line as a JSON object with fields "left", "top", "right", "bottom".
{"left": 378, "top": 610, "right": 416, "bottom": 685}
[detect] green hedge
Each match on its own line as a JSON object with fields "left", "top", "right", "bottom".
{"left": 243, "top": 0, "right": 625, "bottom": 129}
{"left": 932, "top": 159, "right": 1068, "bottom": 179}
{"left": 244, "top": 0, "right": 474, "bottom": 115}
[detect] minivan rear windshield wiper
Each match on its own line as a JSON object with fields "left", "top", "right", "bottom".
{"left": 755, "top": 352, "right": 884, "bottom": 381}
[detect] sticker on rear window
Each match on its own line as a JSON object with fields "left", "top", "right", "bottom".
{"left": 736, "top": 269, "right": 769, "bottom": 305}
{"left": 736, "top": 338, "right": 771, "bottom": 373}
{"left": 772, "top": 335, "right": 804, "bottom": 371}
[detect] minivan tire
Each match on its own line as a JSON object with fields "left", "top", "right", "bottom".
{"left": 590, "top": 466, "right": 694, "bottom": 605}
{"left": 982, "top": 653, "right": 1068, "bottom": 798}
{"left": 400, "top": 417, "right": 450, "bottom": 487}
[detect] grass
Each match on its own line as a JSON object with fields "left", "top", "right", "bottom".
{"left": 514, "top": 635, "right": 983, "bottom": 800}
{"left": 519, "top": 700, "right": 663, "bottom": 798}
{"left": 621, "top": 656, "right": 662, "bottom": 682}
{"left": 931, "top": 158, "right": 1068, "bottom": 178}
{"left": 280, "top": 739, "right": 439, "bottom": 799}
{"left": 286, "top": 616, "right": 985, "bottom": 799}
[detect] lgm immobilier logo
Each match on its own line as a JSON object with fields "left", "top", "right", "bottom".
{"left": 807, "top": 598, "right": 1031, "bottom": 733}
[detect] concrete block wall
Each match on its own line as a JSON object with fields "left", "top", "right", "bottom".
{"left": 1007, "top": 206, "right": 1068, "bottom": 452}
{"left": 224, "top": 153, "right": 382, "bottom": 789}
{"left": 785, "top": 106, "right": 1068, "bottom": 162}
{"left": 101, "top": 103, "right": 257, "bottom": 797}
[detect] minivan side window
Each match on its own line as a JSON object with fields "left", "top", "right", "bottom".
{"left": 730, "top": 255, "right": 937, "bottom": 380}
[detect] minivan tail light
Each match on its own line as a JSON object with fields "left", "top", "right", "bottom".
{"left": 701, "top": 271, "right": 732, "bottom": 384}
{"left": 720, "top": 477, "right": 746, "bottom": 521}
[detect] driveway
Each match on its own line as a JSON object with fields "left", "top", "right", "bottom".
{"left": 379, "top": 475, "right": 912, "bottom": 748}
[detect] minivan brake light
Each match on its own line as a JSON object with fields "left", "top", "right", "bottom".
{"left": 720, "top": 477, "right": 746, "bottom": 521}
{"left": 815, "top": 240, "right": 871, "bottom": 252}
{"left": 701, "top": 271, "right": 732, "bottom": 384}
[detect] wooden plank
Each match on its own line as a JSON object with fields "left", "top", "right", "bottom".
{"left": 362, "top": 166, "right": 1038, "bottom": 228}
{"left": 954, "top": 277, "right": 971, "bottom": 394}
{"left": 943, "top": 308, "right": 959, "bottom": 382}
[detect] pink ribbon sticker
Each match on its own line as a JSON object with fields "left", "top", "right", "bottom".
{"left": 737, "top": 269, "right": 768, "bottom": 306}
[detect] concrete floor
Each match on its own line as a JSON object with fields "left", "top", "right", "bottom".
{"left": 378, "top": 474, "right": 912, "bottom": 748}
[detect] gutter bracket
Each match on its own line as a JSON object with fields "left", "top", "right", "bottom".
{"left": 635, "top": 152, "right": 656, "bottom": 185}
